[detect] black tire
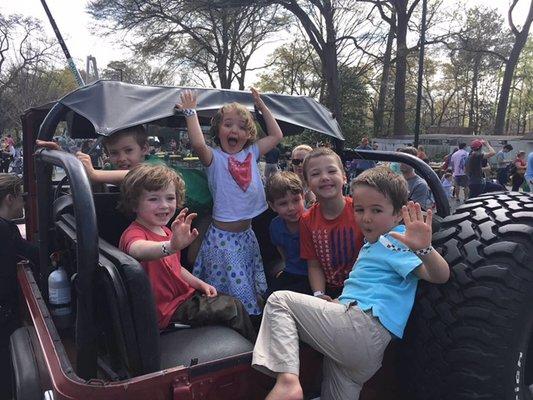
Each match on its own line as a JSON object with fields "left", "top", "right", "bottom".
{"left": 10, "top": 326, "right": 50, "bottom": 400}
{"left": 401, "top": 192, "right": 533, "bottom": 400}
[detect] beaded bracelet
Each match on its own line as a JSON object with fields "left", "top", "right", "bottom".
{"left": 378, "top": 234, "right": 433, "bottom": 257}
{"left": 182, "top": 108, "right": 196, "bottom": 118}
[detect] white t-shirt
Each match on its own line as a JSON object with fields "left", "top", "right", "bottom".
{"left": 206, "top": 143, "right": 267, "bottom": 222}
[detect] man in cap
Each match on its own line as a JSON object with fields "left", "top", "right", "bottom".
{"left": 466, "top": 139, "right": 501, "bottom": 199}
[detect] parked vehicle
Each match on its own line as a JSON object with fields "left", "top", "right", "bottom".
{"left": 12, "top": 80, "right": 533, "bottom": 400}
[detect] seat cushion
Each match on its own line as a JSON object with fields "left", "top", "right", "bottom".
{"left": 159, "top": 325, "right": 253, "bottom": 369}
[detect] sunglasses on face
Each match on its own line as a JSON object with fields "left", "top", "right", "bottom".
{"left": 291, "top": 159, "right": 304, "bottom": 166}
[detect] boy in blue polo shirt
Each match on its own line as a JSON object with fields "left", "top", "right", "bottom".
{"left": 266, "top": 171, "right": 311, "bottom": 295}
{"left": 253, "top": 166, "right": 450, "bottom": 400}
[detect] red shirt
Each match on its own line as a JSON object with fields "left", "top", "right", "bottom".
{"left": 300, "top": 197, "right": 363, "bottom": 288}
{"left": 119, "top": 221, "right": 195, "bottom": 329}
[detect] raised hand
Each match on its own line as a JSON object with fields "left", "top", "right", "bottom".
{"left": 251, "top": 87, "right": 266, "bottom": 112}
{"left": 76, "top": 151, "right": 97, "bottom": 180}
{"left": 169, "top": 208, "right": 199, "bottom": 252}
{"left": 176, "top": 89, "right": 197, "bottom": 110}
{"left": 389, "top": 201, "right": 432, "bottom": 251}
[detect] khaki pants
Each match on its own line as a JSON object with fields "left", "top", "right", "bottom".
{"left": 252, "top": 291, "right": 391, "bottom": 400}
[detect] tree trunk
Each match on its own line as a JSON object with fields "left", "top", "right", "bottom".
{"left": 468, "top": 58, "right": 479, "bottom": 130}
{"left": 375, "top": 15, "right": 395, "bottom": 137}
{"left": 505, "top": 78, "right": 515, "bottom": 134}
{"left": 393, "top": 5, "right": 409, "bottom": 136}
{"left": 494, "top": 0, "right": 533, "bottom": 134}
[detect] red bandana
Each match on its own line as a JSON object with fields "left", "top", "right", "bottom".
{"left": 228, "top": 153, "right": 252, "bottom": 192}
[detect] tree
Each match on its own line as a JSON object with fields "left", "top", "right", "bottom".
{"left": 88, "top": 0, "right": 286, "bottom": 89}
{"left": 0, "top": 14, "right": 59, "bottom": 136}
{"left": 254, "top": 40, "right": 322, "bottom": 97}
{"left": 494, "top": 0, "right": 533, "bottom": 134}
{"left": 101, "top": 59, "right": 179, "bottom": 86}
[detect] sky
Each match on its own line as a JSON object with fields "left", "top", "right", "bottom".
{"left": 1, "top": 0, "right": 531, "bottom": 86}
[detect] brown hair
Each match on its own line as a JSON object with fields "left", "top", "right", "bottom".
{"left": 118, "top": 163, "right": 186, "bottom": 216}
{"left": 302, "top": 147, "right": 344, "bottom": 182}
{"left": 266, "top": 171, "right": 304, "bottom": 203}
{"left": 0, "top": 173, "right": 22, "bottom": 204}
{"left": 399, "top": 146, "right": 418, "bottom": 157}
{"left": 209, "top": 103, "right": 257, "bottom": 148}
{"left": 351, "top": 166, "right": 408, "bottom": 213}
{"left": 103, "top": 125, "right": 148, "bottom": 150}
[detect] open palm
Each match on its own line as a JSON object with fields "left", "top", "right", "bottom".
{"left": 170, "top": 208, "right": 198, "bottom": 252}
{"left": 389, "top": 202, "right": 432, "bottom": 251}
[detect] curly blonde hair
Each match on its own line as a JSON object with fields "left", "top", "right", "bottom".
{"left": 118, "top": 163, "right": 186, "bottom": 216}
{"left": 209, "top": 103, "right": 257, "bottom": 148}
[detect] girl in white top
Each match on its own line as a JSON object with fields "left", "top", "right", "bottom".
{"left": 176, "top": 89, "right": 283, "bottom": 315}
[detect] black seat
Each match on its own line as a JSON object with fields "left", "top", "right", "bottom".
{"left": 56, "top": 212, "right": 253, "bottom": 378}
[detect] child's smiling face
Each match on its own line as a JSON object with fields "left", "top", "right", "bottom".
{"left": 305, "top": 155, "right": 345, "bottom": 201}
{"left": 134, "top": 183, "right": 177, "bottom": 231}
{"left": 218, "top": 109, "right": 251, "bottom": 154}
{"left": 352, "top": 185, "right": 403, "bottom": 243}
{"left": 106, "top": 134, "right": 148, "bottom": 170}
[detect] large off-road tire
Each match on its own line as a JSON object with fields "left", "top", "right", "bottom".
{"left": 401, "top": 192, "right": 533, "bottom": 400}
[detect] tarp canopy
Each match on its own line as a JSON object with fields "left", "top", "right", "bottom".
{"left": 58, "top": 80, "right": 344, "bottom": 140}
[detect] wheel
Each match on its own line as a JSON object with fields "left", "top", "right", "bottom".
{"left": 10, "top": 327, "right": 50, "bottom": 400}
{"left": 401, "top": 192, "right": 533, "bottom": 400}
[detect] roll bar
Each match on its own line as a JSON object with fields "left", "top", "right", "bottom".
{"left": 350, "top": 150, "right": 450, "bottom": 217}
{"left": 35, "top": 102, "right": 99, "bottom": 380}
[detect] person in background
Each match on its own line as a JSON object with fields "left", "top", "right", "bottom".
{"left": 417, "top": 145, "right": 429, "bottom": 163}
{"left": 495, "top": 144, "right": 513, "bottom": 187}
{"left": 399, "top": 147, "right": 434, "bottom": 210}
{"left": 353, "top": 137, "right": 376, "bottom": 176}
{"left": 290, "top": 144, "right": 316, "bottom": 208}
{"left": 511, "top": 151, "right": 527, "bottom": 192}
{"left": 466, "top": 139, "right": 499, "bottom": 199}
{"left": 525, "top": 151, "right": 533, "bottom": 191}
{"left": 449, "top": 143, "right": 469, "bottom": 201}
{"left": 441, "top": 172, "right": 454, "bottom": 200}
{"left": 0, "top": 174, "right": 39, "bottom": 397}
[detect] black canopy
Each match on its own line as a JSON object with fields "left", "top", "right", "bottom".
{"left": 58, "top": 80, "right": 344, "bottom": 140}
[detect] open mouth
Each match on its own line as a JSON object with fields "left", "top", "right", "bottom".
{"left": 228, "top": 137, "right": 238, "bottom": 146}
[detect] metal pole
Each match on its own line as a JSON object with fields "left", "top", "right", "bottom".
{"left": 414, "top": 0, "right": 427, "bottom": 148}
{"left": 40, "top": 0, "right": 85, "bottom": 86}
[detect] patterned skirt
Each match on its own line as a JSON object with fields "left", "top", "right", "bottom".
{"left": 192, "top": 224, "right": 267, "bottom": 315}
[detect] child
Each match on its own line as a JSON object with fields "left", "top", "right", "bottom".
{"left": 252, "top": 166, "right": 450, "bottom": 400}
{"left": 441, "top": 172, "right": 454, "bottom": 199}
{"left": 290, "top": 144, "right": 316, "bottom": 207}
{"left": 0, "top": 174, "right": 39, "bottom": 396}
{"left": 266, "top": 171, "right": 310, "bottom": 295}
{"left": 175, "top": 88, "right": 283, "bottom": 316}
{"left": 118, "top": 163, "right": 255, "bottom": 341}
{"left": 76, "top": 125, "right": 149, "bottom": 184}
{"left": 399, "top": 147, "right": 434, "bottom": 210}
{"left": 299, "top": 147, "right": 364, "bottom": 300}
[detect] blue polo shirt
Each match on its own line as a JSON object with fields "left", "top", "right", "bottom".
{"left": 269, "top": 216, "right": 308, "bottom": 276}
{"left": 339, "top": 225, "right": 421, "bottom": 338}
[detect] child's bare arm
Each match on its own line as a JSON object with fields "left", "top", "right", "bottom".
{"left": 307, "top": 259, "right": 332, "bottom": 301}
{"left": 252, "top": 87, "right": 283, "bottom": 156}
{"left": 181, "top": 268, "right": 217, "bottom": 297}
{"left": 389, "top": 202, "right": 450, "bottom": 284}
{"left": 128, "top": 209, "right": 199, "bottom": 261}
{"left": 175, "top": 90, "right": 213, "bottom": 166}
{"left": 76, "top": 151, "right": 127, "bottom": 184}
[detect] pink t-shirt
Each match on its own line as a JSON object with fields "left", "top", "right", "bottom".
{"left": 119, "top": 221, "right": 195, "bottom": 329}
